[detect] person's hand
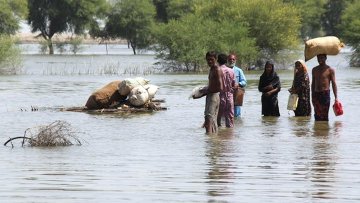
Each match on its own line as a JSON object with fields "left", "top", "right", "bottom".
{"left": 288, "top": 88, "right": 294, "bottom": 94}
{"left": 263, "top": 91, "right": 272, "bottom": 97}
{"left": 233, "top": 83, "right": 240, "bottom": 90}
{"left": 199, "top": 87, "right": 208, "bottom": 94}
{"left": 264, "top": 85, "right": 273, "bottom": 92}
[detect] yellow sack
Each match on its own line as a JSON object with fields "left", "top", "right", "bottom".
{"left": 287, "top": 94, "right": 299, "bottom": 111}
{"left": 304, "top": 36, "right": 345, "bottom": 61}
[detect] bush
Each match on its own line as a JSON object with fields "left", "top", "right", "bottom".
{"left": 0, "top": 35, "right": 22, "bottom": 75}
{"left": 69, "top": 37, "right": 83, "bottom": 55}
{"left": 39, "top": 39, "right": 49, "bottom": 54}
{"left": 55, "top": 41, "right": 67, "bottom": 54}
{"left": 152, "top": 14, "right": 258, "bottom": 72}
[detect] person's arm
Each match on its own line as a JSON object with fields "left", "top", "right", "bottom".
{"left": 208, "top": 68, "right": 223, "bottom": 93}
{"left": 258, "top": 80, "right": 273, "bottom": 93}
{"left": 217, "top": 68, "right": 224, "bottom": 92}
{"left": 311, "top": 68, "right": 315, "bottom": 98}
{"left": 258, "top": 78, "right": 264, "bottom": 92}
{"left": 239, "top": 69, "right": 247, "bottom": 87}
{"left": 264, "top": 79, "right": 280, "bottom": 97}
{"left": 265, "top": 87, "right": 279, "bottom": 96}
{"left": 330, "top": 68, "right": 338, "bottom": 100}
{"left": 231, "top": 72, "right": 236, "bottom": 89}
{"left": 290, "top": 76, "right": 307, "bottom": 94}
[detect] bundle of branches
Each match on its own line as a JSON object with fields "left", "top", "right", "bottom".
{"left": 4, "top": 120, "right": 82, "bottom": 147}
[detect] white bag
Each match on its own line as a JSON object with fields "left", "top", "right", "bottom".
{"left": 287, "top": 94, "right": 299, "bottom": 110}
{"left": 143, "top": 84, "right": 159, "bottom": 99}
{"left": 118, "top": 77, "right": 150, "bottom": 96}
{"left": 128, "top": 86, "right": 149, "bottom": 106}
{"left": 189, "top": 86, "right": 207, "bottom": 99}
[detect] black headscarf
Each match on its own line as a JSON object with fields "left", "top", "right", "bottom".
{"left": 258, "top": 61, "right": 281, "bottom": 92}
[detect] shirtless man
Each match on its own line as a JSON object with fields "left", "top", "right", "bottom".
{"left": 200, "top": 51, "right": 224, "bottom": 133}
{"left": 311, "top": 54, "right": 338, "bottom": 121}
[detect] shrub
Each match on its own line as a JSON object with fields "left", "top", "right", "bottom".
{"left": 0, "top": 35, "right": 22, "bottom": 75}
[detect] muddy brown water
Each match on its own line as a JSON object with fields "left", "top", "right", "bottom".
{"left": 1, "top": 49, "right": 359, "bottom": 202}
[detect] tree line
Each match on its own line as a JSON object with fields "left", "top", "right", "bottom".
{"left": 0, "top": 0, "right": 359, "bottom": 74}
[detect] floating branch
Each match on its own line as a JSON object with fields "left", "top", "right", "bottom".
{"left": 3, "top": 136, "right": 32, "bottom": 147}
{"left": 4, "top": 120, "right": 82, "bottom": 147}
{"left": 63, "top": 100, "right": 167, "bottom": 114}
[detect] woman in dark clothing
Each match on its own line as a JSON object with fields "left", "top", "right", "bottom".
{"left": 289, "top": 60, "right": 311, "bottom": 116}
{"left": 258, "top": 61, "right": 281, "bottom": 116}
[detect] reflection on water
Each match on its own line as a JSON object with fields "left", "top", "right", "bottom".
{"left": 261, "top": 116, "right": 280, "bottom": 136}
{"left": 205, "top": 128, "right": 236, "bottom": 199}
{"left": 1, "top": 53, "right": 360, "bottom": 202}
{"left": 310, "top": 122, "right": 338, "bottom": 200}
{"left": 289, "top": 116, "right": 312, "bottom": 137}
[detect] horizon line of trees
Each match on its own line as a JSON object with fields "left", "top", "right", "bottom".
{"left": 1, "top": 0, "right": 360, "bottom": 74}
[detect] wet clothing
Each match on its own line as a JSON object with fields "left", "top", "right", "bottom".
{"left": 233, "top": 66, "right": 247, "bottom": 117}
{"left": 258, "top": 62, "right": 281, "bottom": 116}
{"left": 204, "top": 92, "right": 220, "bottom": 133}
{"left": 312, "top": 90, "right": 330, "bottom": 121}
{"left": 293, "top": 72, "right": 311, "bottom": 116}
{"left": 234, "top": 106, "right": 241, "bottom": 117}
{"left": 218, "top": 65, "right": 235, "bottom": 127}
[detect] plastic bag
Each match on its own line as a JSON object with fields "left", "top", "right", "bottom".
{"left": 333, "top": 100, "right": 343, "bottom": 116}
{"left": 287, "top": 94, "right": 299, "bottom": 110}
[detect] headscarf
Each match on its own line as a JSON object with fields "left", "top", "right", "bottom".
{"left": 294, "top": 59, "right": 308, "bottom": 76}
{"left": 292, "top": 59, "right": 309, "bottom": 89}
{"left": 259, "top": 60, "right": 280, "bottom": 91}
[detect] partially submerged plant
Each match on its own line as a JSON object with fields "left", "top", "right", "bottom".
{"left": 4, "top": 120, "right": 82, "bottom": 147}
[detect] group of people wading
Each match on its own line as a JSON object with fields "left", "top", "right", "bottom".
{"left": 197, "top": 51, "right": 338, "bottom": 134}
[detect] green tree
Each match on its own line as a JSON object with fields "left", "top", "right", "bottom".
{"left": 0, "top": 0, "right": 26, "bottom": 74}
{"left": 152, "top": 0, "right": 169, "bottom": 22}
{"left": 167, "top": 0, "right": 195, "bottom": 20}
{"left": 105, "top": 0, "right": 156, "bottom": 55}
{"left": 196, "top": 0, "right": 301, "bottom": 58}
{"left": 153, "top": 14, "right": 257, "bottom": 72}
{"left": 27, "top": 0, "right": 107, "bottom": 54}
{"left": 284, "top": 0, "right": 327, "bottom": 39}
{"left": 321, "top": 0, "right": 349, "bottom": 36}
{"left": 0, "top": 0, "right": 28, "bottom": 34}
{"left": 152, "top": 0, "right": 195, "bottom": 23}
{"left": 340, "top": 0, "right": 360, "bottom": 67}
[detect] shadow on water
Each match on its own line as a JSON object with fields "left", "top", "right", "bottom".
{"left": 205, "top": 128, "right": 236, "bottom": 200}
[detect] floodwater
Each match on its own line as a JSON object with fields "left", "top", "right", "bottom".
{"left": 1, "top": 46, "right": 360, "bottom": 202}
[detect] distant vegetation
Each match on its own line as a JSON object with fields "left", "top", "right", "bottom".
{"left": 0, "top": 0, "right": 26, "bottom": 74}
{"left": 0, "top": 0, "right": 359, "bottom": 74}
{"left": 0, "top": 35, "right": 22, "bottom": 74}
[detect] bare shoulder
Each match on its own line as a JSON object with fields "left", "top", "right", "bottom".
{"left": 312, "top": 65, "right": 319, "bottom": 73}
{"left": 216, "top": 66, "right": 223, "bottom": 76}
{"left": 328, "top": 65, "right": 335, "bottom": 73}
{"left": 209, "top": 66, "right": 221, "bottom": 77}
